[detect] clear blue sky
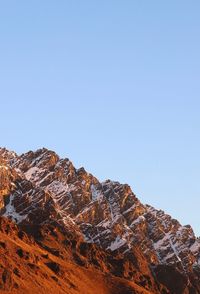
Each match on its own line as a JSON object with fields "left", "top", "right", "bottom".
{"left": 0, "top": 1, "right": 200, "bottom": 235}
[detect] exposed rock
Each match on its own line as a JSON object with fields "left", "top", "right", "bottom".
{"left": 0, "top": 147, "right": 200, "bottom": 293}
{"left": 0, "top": 267, "right": 14, "bottom": 291}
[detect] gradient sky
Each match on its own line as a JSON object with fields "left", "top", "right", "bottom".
{"left": 0, "top": 1, "right": 200, "bottom": 235}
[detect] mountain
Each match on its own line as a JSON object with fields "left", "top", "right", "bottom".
{"left": 0, "top": 147, "right": 200, "bottom": 293}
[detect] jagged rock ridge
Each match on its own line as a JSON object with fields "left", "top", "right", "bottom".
{"left": 0, "top": 147, "right": 200, "bottom": 293}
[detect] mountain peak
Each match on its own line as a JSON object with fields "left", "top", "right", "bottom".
{"left": 1, "top": 147, "right": 200, "bottom": 293}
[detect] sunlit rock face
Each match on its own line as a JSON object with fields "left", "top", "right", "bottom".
{"left": 0, "top": 149, "right": 17, "bottom": 210}
{"left": 1, "top": 147, "right": 200, "bottom": 293}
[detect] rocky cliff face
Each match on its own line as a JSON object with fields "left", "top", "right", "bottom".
{"left": 0, "top": 147, "right": 200, "bottom": 293}
{"left": 0, "top": 148, "right": 18, "bottom": 210}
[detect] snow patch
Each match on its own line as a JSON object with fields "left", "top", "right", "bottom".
{"left": 3, "top": 194, "right": 27, "bottom": 223}
{"left": 91, "top": 184, "right": 103, "bottom": 201}
{"left": 107, "top": 235, "right": 127, "bottom": 251}
{"left": 25, "top": 167, "right": 41, "bottom": 181}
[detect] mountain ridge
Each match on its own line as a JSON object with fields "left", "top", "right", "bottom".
{"left": 0, "top": 147, "right": 200, "bottom": 293}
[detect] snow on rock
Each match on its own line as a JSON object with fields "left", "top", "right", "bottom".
{"left": 25, "top": 167, "right": 41, "bottom": 181}
{"left": 107, "top": 235, "right": 127, "bottom": 251}
{"left": 3, "top": 194, "right": 27, "bottom": 223}
{"left": 45, "top": 180, "right": 69, "bottom": 195}
{"left": 91, "top": 184, "right": 103, "bottom": 201}
{"left": 1, "top": 147, "right": 200, "bottom": 275}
